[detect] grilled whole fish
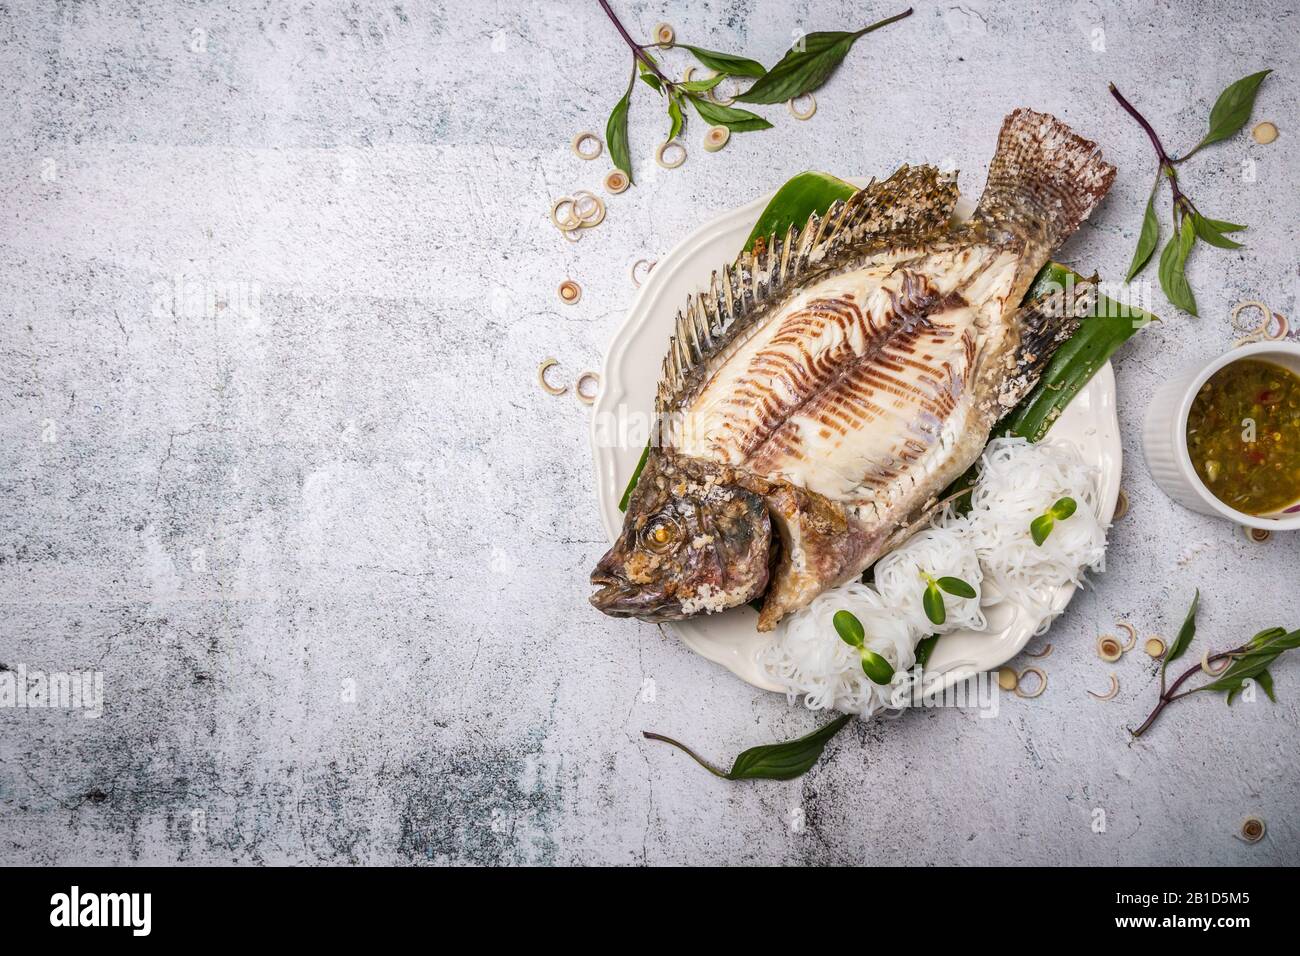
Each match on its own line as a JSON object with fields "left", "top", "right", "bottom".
{"left": 591, "top": 109, "right": 1115, "bottom": 630}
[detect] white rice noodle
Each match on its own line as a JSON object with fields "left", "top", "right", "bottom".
{"left": 963, "top": 437, "right": 1108, "bottom": 631}
{"left": 758, "top": 435, "right": 1107, "bottom": 714}
{"left": 873, "top": 526, "right": 986, "bottom": 636}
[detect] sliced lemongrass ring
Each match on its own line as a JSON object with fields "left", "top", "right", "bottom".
{"left": 537, "top": 357, "right": 566, "bottom": 396}
{"left": 655, "top": 140, "right": 686, "bottom": 169}
{"left": 570, "top": 131, "right": 602, "bottom": 160}
{"left": 1025, "top": 643, "right": 1053, "bottom": 659}
{"left": 1144, "top": 637, "right": 1167, "bottom": 659}
{"left": 1117, "top": 622, "right": 1138, "bottom": 652}
{"left": 788, "top": 93, "right": 817, "bottom": 120}
{"left": 1087, "top": 674, "right": 1120, "bottom": 701}
{"left": 653, "top": 22, "right": 674, "bottom": 47}
{"left": 557, "top": 279, "right": 582, "bottom": 305}
{"left": 1266, "top": 312, "right": 1289, "bottom": 340}
{"left": 1096, "top": 634, "right": 1122, "bottom": 663}
{"left": 575, "top": 371, "right": 600, "bottom": 404}
{"left": 1252, "top": 121, "right": 1278, "bottom": 144}
{"left": 1113, "top": 488, "right": 1129, "bottom": 521}
{"left": 550, "top": 197, "right": 581, "bottom": 231}
{"left": 630, "top": 258, "right": 656, "bottom": 288}
{"left": 1244, "top": 526, "right": 1271, "bottom": 543}
{"left": 705, "top": 72, "right": 736, "bottom": 106}
{"left": 996, "top": 667, "right": 1018, "bottom": 692}
{"left": 1200, "top": 648, "right": 1232, "bottom": 677}
{"left": 1230, "top": 300, "right": 1271, "bottom": 335}
{"left": 1239, "top": 816, "right": 1266, "bottom": 843}
{"left": 560, "top": 227, "right": 581, "bottom": 243}
{"left": 681, "top": 66, "right": 697, "bottom": 84}
{"left": 573, "top": 191, "right": 605, "bottom": 226}
{"left": 1014, "top": 667, "right": 1046, "bottom": 699}
{"left": 702, "top": 125, "right": 730, "bottom": 152}
{"left": 603, "top": 169, "right": 630, "bottom": 194}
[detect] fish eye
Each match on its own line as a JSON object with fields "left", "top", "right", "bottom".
{"left": 642, "top": 516, "right": 680, "bottom": 553}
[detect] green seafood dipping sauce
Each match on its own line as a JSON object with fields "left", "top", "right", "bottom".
{"left": 1186, "top": 358, "right": 1300, "bottom": 516}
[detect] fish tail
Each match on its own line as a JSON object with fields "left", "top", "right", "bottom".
{"left": 973, "top": 109, "right": 1116, "bottom": 253}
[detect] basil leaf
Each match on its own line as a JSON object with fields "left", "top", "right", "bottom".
{"left": 1157, "top": 216, "right": 1197, "bottom": 315}
{"left": 1162, "top": 590, "right": 1200, "bottom": 690}
{"left": 859, "top": 648, "right": 895, "bottom": 685}
{"left": 1191, "top": 212, "right": 1244, "bottom": 250}
{"left": 606, "top": 86, "right": 633, "bottom": 184}
{"left": 679, "top": 44, "right": 766, "bottom": 79}
{"left": 638, "top": 70, "right": 662, "bottom": 94}
{"left": 936, "top": 576, "right": 976, "bottom": 599}
{"left": 725, "top": 713, "right": 853, "bottom": 780}
{"left": 1204, "top": 217, "right": 1246, "bottom": 233}
{"left": 1030, "top": 513, "right": 1054, "bottom": 546}
{"left": 1125, "top": 186, "right": 1160, "bottom": 282}
{"left": 677, "top": 75, "right": 723, "bottom": 93}
{"left": 833, "top": 609, "right": 865, "bottom": 648}
{"left": 1256, "top": 669, "right": 1276, "bottom": 703}
{"left": 923, "top": 582, "right": 946, "bottom": 626}
{"left": 1197, "top": 70, "right": 1271, "bottom": 150}
{"left": 736, "top": 10, "right": 912, "bottom": 104}
{"left": 686, "top": 94, "right": 772, "bottom": 132}
{"left": 667, "top": 93, "right": 684, "bottom": 142}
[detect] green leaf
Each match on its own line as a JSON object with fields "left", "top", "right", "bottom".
{"left": 1191, "top": 212, "right": 1244, "bottom": 250}
{"left": 686, "top": 94, "right": 772, "bottom": 132}
{"left": 1125, "top": 186, "right": 1160, "bottom": 282}
{"left": 1204, "top": 217, "right": 1246, "bottom": 233}
{"left": 679, "top": 44, "right": 767, "bottom": 79}
{"left": 743, "top": 171, "right": 857, "bottom": 249}
{"left": 936, "top": 576, "right": 976, "bottom": 599}
{"left": 922, "top": 582, "right": 946, "bottom": 626}
{"left": 1161, "top": 590, "right": 1200, "bottom": 691}
{"left": 1197, "top": 70, "right": 1271, "bottom": 150}
{"left": 677, "top": 75, "right": 724, "bottom": 93}
{"left": 643, "top": 713, "right": 853, "bottom": 781}
{"left": 914, "top": 635, "right": 939, "bottom": 668}
{"left": 1050, "top": 496, "right": 1077, "bottom": 520}
{"left": 1256, "top": 669, "right": 1276, "bottom": 703}
{"left": 725, "top": 714, "right": 853, "bottom": 780}
{"left": 667, "top": 93, "right": 684, "bottom": 142}
{"left": 833, "top": 609, "right": 865, "bottom": 648}
{"left": 638, "top": 70, "right": 662, "bottom": 94}
{"left": 1158, "top": 215, "right": 1197, "bottom": 316}
{"left": 618, "top": 443, "right": 650, "bottom": 512}
{"left": 859, "top": 648, "right": 895, "bottom": 685}
{"left": 1030, "top": 513, "right": 1054, "bottom": 546}
{"left": 736, "top": 10, "right": 913, "bottom": 104}
{"left": 606, "top": 86, "right": 633, "bottom": 184}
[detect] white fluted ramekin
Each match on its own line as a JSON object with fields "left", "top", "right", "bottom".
{"left": 1143, "top": 340, "right": 1300, "bottom": 531}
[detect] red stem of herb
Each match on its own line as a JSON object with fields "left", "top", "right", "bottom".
{"left": 597, "top": 0, "right": 676, "bottom": 91}
{"left": 1131, "top": 646, "right": 1244, "bottom": 738}
{"left": 1109, "top": 82, "right": 1193, "bottom": 220}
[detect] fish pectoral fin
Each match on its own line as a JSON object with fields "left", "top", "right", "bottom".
{"left": 997, "top": 276, "right": 1096, "bottom": 409}
{"left": 754, "top": 483, "right": 878, "bottom": 631}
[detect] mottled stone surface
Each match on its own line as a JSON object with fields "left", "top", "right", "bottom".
{"left": 1, "top": 0, "right": 1297, "bottom": 865}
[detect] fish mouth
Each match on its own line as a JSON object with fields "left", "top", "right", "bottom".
{"left": 589, "top": 573, "right": 685, "bottom": 621}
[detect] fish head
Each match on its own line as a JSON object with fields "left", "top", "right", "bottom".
{"left": 590, "top": 453, "right": 772, "bottom": 622}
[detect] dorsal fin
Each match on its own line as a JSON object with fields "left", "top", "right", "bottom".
{"left": 655, "top": 165, "right": 960, "bottom": 421}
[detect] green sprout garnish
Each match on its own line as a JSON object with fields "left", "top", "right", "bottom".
{"left": 832, "top": 609, "right": 895, "bottom": 685}
{"left": 918, "top": 572, "right": 976, "bottom": 627}
{"left": 1030, "top": 496, "right": 1078, "bottom": 546}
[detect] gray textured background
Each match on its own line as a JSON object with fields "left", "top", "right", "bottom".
{"left": 1, "top": 0, "right": 1297, "bottom": 865}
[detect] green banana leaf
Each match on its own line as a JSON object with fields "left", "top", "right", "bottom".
{"left": 619, "top": 170, "right": 1154, "bottom": 508}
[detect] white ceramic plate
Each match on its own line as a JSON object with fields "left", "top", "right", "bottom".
{"left": 591, "top": 185, "right": 1121, "bottom": 693}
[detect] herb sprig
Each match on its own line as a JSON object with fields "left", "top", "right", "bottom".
{"left": 1030, "top": 496, "right": 1077, "bottom": 546}
{"left": 1109, "top": 71, "right": 1271, "bottom": 316}
{"left": 833, "top": 609, "right": 895, "bottom": 684}
{"left": 919, "top": 573, "right": 976, "bottom": 626}
{"left": 1133, "top": 590, "right": 1300, "bottom": 737}
{"left": 597, "top": 1, "right": 913, "bottom": 185}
